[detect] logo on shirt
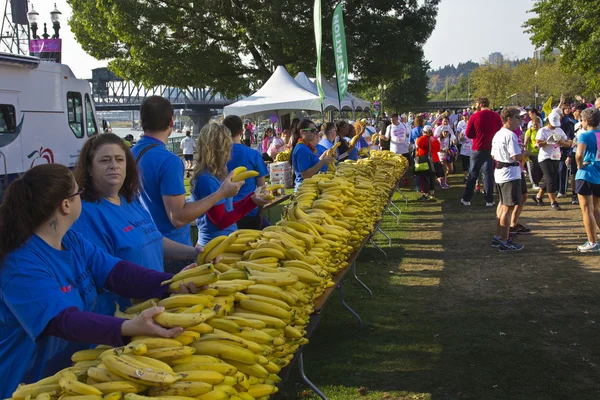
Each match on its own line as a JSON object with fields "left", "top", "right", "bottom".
{"left": 123, "top": 225, "right": 133, "bottom": 233}
{"left": 60, "top": 285, "right": 72, "bottom": 293}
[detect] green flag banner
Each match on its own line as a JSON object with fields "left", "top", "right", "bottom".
{"left": 314, "top": 0, "right": 325, "bottom": 102}
{"left": 332, "top": 3, "right": 348, "bottom": 102}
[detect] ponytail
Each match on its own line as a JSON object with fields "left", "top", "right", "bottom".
{"left": 0, "top": 164, "right": 74, "bottom": 263}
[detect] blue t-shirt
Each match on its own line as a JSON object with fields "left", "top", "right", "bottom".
{"left": 131, "top": 136, "right": 191, "bottom": 245}
{"left": 342, "top": 137, "right": 361, "bottom": 161}
{"left": 316, "top": 137, "right": 334, "bottom": 157}
{"left": 410, "top": 126, "right": 423, "bottom": 144}
{"left": 192, "top": 171, "right": 236, "bottom": 245}
{"left": 575, "top": 130, "right": 600, "bottom": 184}
{"left": 292, "top": 143, "right": 325, "bottom": 189}
{"left": 226, "top": 143, "right": 269, "bottom": 217}
{"left": 72, "top": 196, "right": 164, "bottom": 316}
{"left": 0, "top": 231, "right": 119, "bottom": 396}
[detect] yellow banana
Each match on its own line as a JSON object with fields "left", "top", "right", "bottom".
{"left": 98, "top": 343, "right": 147, "bottom": 360}
{"left": 86, "top": 367, "right": 124, "bottom": 383}
{"left": 59, "top": 371, "right": 103, "bottom": 395}
{"left": 124, "top": 298, "right": 161, "bottom": 314}
{"left": 218, "top": 269, "right": 248, "bottom": 280}
{"left": 153, "top": 310, "right": 216, "bottom": 328}
{"left": 280, "top": 267, "right": 322, "bottom": 284}
{"left": 167, "top": 272, "right": 219, "bottom": 292}
{"left": 123, "top": 394, "right": 196, "bottom": 400}
{"left": 265, "top": 184, "right": 284, "bottom": 191}
{"left": 238, "top": 299, "right": 293, "bottom": 320}
{"left": 172, "top": 362, "right": 238, "bottom": 376}
{"left": 162, "top": 263, "right": 215, "bottom": 286}
{"left": 192, "top": 341, "right": 258, "bottom": 365}
{"left": 187, "top": 322, "right": 214, "bottom": 334}
{"left": 173, "top": 330, "right": 201, "bottom": 345}
{"left": 129, "top": 337, "right": 182, "bottom": 349}
{"left": 90, "top": 381, "right": 147, "bottom": 394}
{"left": 12, "top": 384, "right": 61, "bottom": 399}
{"left": 102, "top": 355, "right": 181, "bottom": 386}
{"left": 206, "top": 318, "right": 241, "bottom": 333}
{"left": 231, "top": 327, "right": 274, "bottom": 344}
{"left": 248, "top": 383, "right": 278, "bottom": 397}
{"left": 198, "top": 236, "right": 227, "bottom": 264}
{"left": 230, "top": 166, "right": 247, "bottom": 177}
{"left": 70, "top": 348, "right": 106, "bottom": 363}
{"left": 126, "top": 355, "right": 174, "bottom": 373}
{"left": 147, "top": 381, "right": 213, "bottom": 396}
{"left": 145, "top": 346, "right": 196, "bottom": 361}
{"left": 246, "top": 248, "right": 285, "bottom": 260}
{"left": 177, "top": 370, "right": 225, "bottom": 384}
{"left": 231, "top": 170, "right": 259, "bottom": 182}
{"left": 248, "top": 274, "right": 298, "bottom": 287}
{"left": 246, "top": 294, "right": 292, "bottom": 311}
{"left": 222, "top": 315, "right": 267, "bottom": 330}
{"left": 158, "top": 294, "right": 213, "bottom": 308}
{"left": 225, "top": 361, "right": 270, "bottom": 379}
{"left": 205, "top": 232, "right": 239, "bottom": 263}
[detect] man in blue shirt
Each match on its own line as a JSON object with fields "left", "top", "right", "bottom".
{"left": 223, "top": 115, "right": 269, "bottom": 230}
{"left": 131, "top": 96, "right": 242, "bottom": 271}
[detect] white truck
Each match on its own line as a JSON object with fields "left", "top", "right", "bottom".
{"left": 0, "top": 53, "right": 99, "bottom": 196}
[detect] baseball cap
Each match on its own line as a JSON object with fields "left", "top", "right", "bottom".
{"left": 548, "top": 111, "right": 562, "bottom": 127}
{"left": 423, "top": 125, "right": 433, "bottom": 133}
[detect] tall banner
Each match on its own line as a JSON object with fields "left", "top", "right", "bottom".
{"left": 332, "top": 3, "right": 348, "bottom": 103}
{"left": 313, "top": 0, "right": 325, "bottom": 102}
{"left": 29, "top": 39, "right": 62, "bottom": 63}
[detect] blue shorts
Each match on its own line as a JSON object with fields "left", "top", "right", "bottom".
{"left": 575, "top": 180, "right": 600, "bottom": 198}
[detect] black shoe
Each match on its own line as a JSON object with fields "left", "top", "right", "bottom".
{"left": 418, "top": 194, "right": 428, "bottom": 202}
{"left": 551, "top": 202, "right": 561, "bottom": 210}
{"left": 531, "top": 195, "right": 545, "bottom": 206}
{"left": 510, "top": 224, "right": 531, "bottom": 235}
{"left": 572, "top": 195, "right": 579, "bottom": 205}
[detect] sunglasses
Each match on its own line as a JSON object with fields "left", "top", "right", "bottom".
{"left": 300, "top": 128, "right": 318, "bottom": 134}
{"left": 66, "top": 187, "right": 85, "bottom": 199}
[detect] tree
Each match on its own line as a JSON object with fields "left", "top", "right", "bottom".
{"left": 470, "top": 62, "right": 511, "bottom": 108}
{"left": 524, "top": 0, "right": 600, "bottom": 94}
{"left": 68, "top": 0, "right": 441, "bottom": 97}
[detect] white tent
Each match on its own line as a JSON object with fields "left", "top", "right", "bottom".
{"left": 294, "top": 72, "right": 339, "bottom": 111}
{"left": 223, "top": 66, "right": 322, "bottom": 117}
{"left": 327, "top": 79, "right": 371, "bottom": 111}
{"left": 312, "top": 76, "right": 354, "bottom": 110}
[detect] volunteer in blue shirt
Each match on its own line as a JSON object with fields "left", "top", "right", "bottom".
{"left": 72, "top": 133, "right": 201, "bottom": 315}
{"left": 316, "top": 122, "right": 337, "bottom": 156}
{"left": 131, "top": 96, "right": 242, "bottom": 272}
{"left": 0, "top": 164, "right": 200, "bottom": 397}
{"left": 223, "top": 115, "right": 270, "bottom": 230}
{"left": 410, "top": 114, "right": 425, "bottom": 149}
{"left": 192, "top": 123, "right": 271, "bottom": 245}
{"left": 574, "top": 108, "right": 600, "bottom": 252}
{"left": 291, "top": 119, "right": 336, "bottom": 190}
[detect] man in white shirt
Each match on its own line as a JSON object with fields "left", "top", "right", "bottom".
{"left": 384, "top": 113, "right": 410, "bottom": 158}
{"left": 180, "top": 130, "right": 196, "bottom": 169}
{"left": 491, "top": 107, "right": 529, "bottom": 252}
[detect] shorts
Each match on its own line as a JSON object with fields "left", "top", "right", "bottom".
{"left": 184, "top": 154, "right": 193, "bottom": 161}
{"left": 521, "top": 173, "right": 528, "bottom": 194}
{"left": 434, "top": 162, "right": 445, "bottom": 178}
{"left": 575, "top": 180, "right": 600, "bottom": 197}
{"left": 496, "top": 179, "right": 522, "bottom": 207}
{"left": 461, "top": 154, "right": 470, "bottom": 171}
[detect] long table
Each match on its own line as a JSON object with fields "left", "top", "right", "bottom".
{"left": 275, "top": 176, "right": 406, "bottom": 399}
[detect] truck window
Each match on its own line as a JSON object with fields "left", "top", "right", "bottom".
{"left": 0, "top": 104, "right": 16, "bottom": 133}
{"left": 84, "top": 94, "right": 98, "bottom": 136}
{"left": 67, "top": 92, "right": 84, "bottom": 138}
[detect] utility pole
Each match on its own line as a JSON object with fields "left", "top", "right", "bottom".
{"left": 445, "top": 77, "right": 449, "bottom": 102}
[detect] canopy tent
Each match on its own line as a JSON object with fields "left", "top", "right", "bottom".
{"left": 223, "top": 66, "right": 322, "bottom": 117}
{"left": 294, "top": 72, "right": 340, "bottom": 111}
{"left": 327, "top": 79, "right": 371, "bottom": 111}
{"left": 311, "top": 76, "right": 354, "bottom": 110}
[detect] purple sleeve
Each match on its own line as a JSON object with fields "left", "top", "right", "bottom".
{"left": 44, "top": 306, "right": 127, "bottom": 347}
{"left": 104, "top": 260, "right": 172, "bottom": 299}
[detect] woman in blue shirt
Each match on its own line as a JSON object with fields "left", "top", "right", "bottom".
{"left": 0, "top": 164, "right": 198, "bottom": 397}
{"left": 290, "top": 119, "right": 336, "bottom": 190}
{"left": 192, "top": 123, "right": 271, "bottom": 245}
{"left": 72, "top": 134, "right": 200, "bottom": 315}
{"left": 574, "top": 108, "right": 600, "bottom": 252}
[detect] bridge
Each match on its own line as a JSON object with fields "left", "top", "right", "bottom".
{"left": 89, "top": 68, "right": 237, "bottom": 131}
{"left": 418, "top": 99, "right": 473, "bottom": 112}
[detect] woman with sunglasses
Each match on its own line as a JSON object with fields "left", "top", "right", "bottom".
{"left": 0, "top": 163, "right": 199, "bottom": 397}
{"left": 290, "top": 119, "right": 336, "bottom": 190}
{"left": 191, "top": 123, "right": 271, "bottom": 245}
{"left": 72, "top": 133, "right": 200, "bottom": 315}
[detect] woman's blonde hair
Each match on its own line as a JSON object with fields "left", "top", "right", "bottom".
{"left": 192, "top": 123, "right": 233, "bottom": 182}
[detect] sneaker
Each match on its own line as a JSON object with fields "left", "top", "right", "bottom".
{"left": 486, "top": 202, "right": 496, "bottom": 207}
{"left": 499, "top": 240, "right": 524, "bottom": 252}
{"left": 510, "top": 224, "right": 532, "bottom": 235}
{"left": 418, "top": 194, "right": 428, "bottom": 202}
{"left": 531, "top": 195, "right": 545, "bottom": 206}
{"left": 509, "top": 232, "right": 518, "bottom": 240}
{"left": 441, "top": 183, "right": 451, "bottom": 189}
{"left": 551, "top": 202, "right": 561, "bottom": 210}
{"left": 461, "top": 198, "right": 471, "bottom": 206}
{"left": 571, "top": 195, "right": 579, "bottom": 205}
{"left": 557, "top": 193, "right": 565, "bottom": 198}
{"left": 577, "top": 241, "right": 600, "bottom": 252}
{"left": 532, "top": 185, "right": 540, "bottom": 190}
{"left": 491, "top": 237, "right": 502, "bottom": 248}
{"left": 427, "top": 195, "right": 436, "bottom": 201}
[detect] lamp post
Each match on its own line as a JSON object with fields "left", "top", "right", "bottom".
{"left": 378, "top": 83, "right": 387, "bottom": 120}
{"left": 28, "top": 3, "right": 62, "bottom": 40}
{"left": 534, "top": 70, "right": 539, "bottom": 109}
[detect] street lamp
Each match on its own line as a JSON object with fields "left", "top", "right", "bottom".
{"left": 28, "top": 3, "right": 62, "bottom": 40}
{"left": 534, "top": 70, "right": 539, "bottom": 109}
{"left": 378, "top": 84, "right": 387, "bottom": 119}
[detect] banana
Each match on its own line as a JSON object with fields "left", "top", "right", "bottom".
{"left": 172, "top": 362, "right": 237, "bottom": 376}
{"left": 248, "top": 383, "right": 278, "bottom": 397}
{"left": 205, "top": 232, "right": 239, "bottom": 263}
{"left": 206, "top": 318, "right": 242, "bottom": 333}
{"left": 246, "top": 248, "right": 285, "bottom": 260}
{"left": 167, "top": 272, "right": 219, "bottom": 292}
{"left": 231, "top": 327, "right": 274, "bottom": 344}
{"left": 86, "top": 367, "right": 124, "bottom": 383}
{"left": 238, "top": 299, "right": 293, "bottom": 320}
{"left": 180, "top": 303, "right": 206, "bottom": 314}
{"left": 102, "top": 355, "right": 181, "bottom": 386}
{"left": 162, "top": 263, "right": 215, "bottom": 286}
{"left": 158, "top": 294, "right": 213, "bottom": 308}
{"left": 198, "top": 236, "right": 227, "bottom": 263}
{"left": 125, "top": 298, "right": 161, "bottom": 314}
{"left": 197, "top": 389, "right": 229, "bottom": 400}
{"left": 192, "top": 341, "right": 259, "bottom": 365}
{"left": 265, "top": 184, "right": 284, "bottom": 191}
{"left": 71, "top": 348, "right": 106, "bottom": 363}
{"left": 187, "top": 322, "right": 215, "bottom": 334}
{"left": 90, "top": 381, "right": 147, "bottom": 394}
{"left": 231, "top": 170, "right": 259, "bottom": 182}
{"left": 213, "top": 262, "right": 232, "bottom": 273}
{"left": 73, "top": 360, "right": 101, "bottom": 369}
{"left": 12, "top": 384, "right": 61, "bottom": 399}
{"left": 129, "top": 337, "right": 183, "bottom": 349}
{"left": 173, "top": 330, "right": 201, "bottom": 345}
{"left": 217, "top": 269, "right": 248, "bottom": 280}
{"left": 223, "top": 315, "right": 267, "bottom": 330}
{"left": 59, "top": 371, "right": 103, "bottom": 395}
{"left": 102, "top": 392, "right": 123, "bottom": 400}
{"left": 248, "top": 274, "right": 298, "bottom": 287}
{"left": 244, "top": 284, "right": 296, "bottom": 304}
{"left": 246, "top": 294, "right": 292, "bottom": 311}
{"left": 280, "top": 267, "right": 322, "bottom": 284}
{"left": 152, "top": 310, "right": 211, "bottom": 328}
{"left": 59, "top": 396, "right": 103, "bottom": 400}
{"left": 123, "top": 395, "right": 196, "bottom": 400}
{"left": 147, "top": 381, "right": 213, "bottom": 396}
{"left": 145, "top": 346, "right": 196, "bottom": 361}
{"left": 231, "top": 312, "right": 287, "bottom": 329}
{"left": 225, "top": 361, "right": 270, "bottom": 379}
{"left": 177, "top": 370, "right": 225, "bottom": 384}
{"left": 126, "top": 355, "right": 174, "bottom": 373}
{"left": 230, "top": 166, "right": 247, "bottom": 177}
{"left": 278, "top": 220, "right": 310, "bottom": 233}
{"left": 98, "top": 343, "right": 148, "bottom": 360}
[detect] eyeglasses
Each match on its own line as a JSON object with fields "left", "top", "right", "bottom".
{"left": 300, "top": 128, "right": 318, "bottom": 134}
{"left": 66, "top": 187, "right": 85, "bottom": 199}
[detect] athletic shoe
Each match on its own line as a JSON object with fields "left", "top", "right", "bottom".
{"left": 577, "top": 241, "right": 600, "bottom": 252}
{"left": 509, "top": 232, "right": 518, "bottom": 240}
{"left": 418, "top": 194, "right": 428, "bottom": 202}
{"left": 460, "top": 199, "right": 471, "bottom": 206}
{"left": 499, "top": 240, "right": 524, "bottom": 252}
{"left": 441, "top": 183, "right": 451, "bottom": 189}
{"left": 571, "top": 195, "right": 579, "bottom": 205}
{"left": 551, "top": 202, "right": 561, "bottom": 210}
{"left": 491, "top": 237, "right": 502, "bottom": 248}
{"left": 557, "top": 193, "right": 565, "bottom": 198}
{"left": 486, "top": 202, "right": 496, "bottom": 207}
{"left": 531, "top": 195, "right": 545, "bottom": 206}
{"left": 510, "top": 224, "right": 532, "bottom": 235}
{"left": 427, "top": 195, "right": 436, "bottom": 201}
{"left": 532, "top": 185, "right": 540, "bottom": 190}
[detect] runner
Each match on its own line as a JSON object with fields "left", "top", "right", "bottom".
{"left": 491, "top": 107, "right": 529, "bottom": 252}
{"left": 415, "top": 125, "right": 441, "bottom": 201}
{"left": 567, "top": 103, "right": 589, "bottom": 205}
{"left": 573, "top": 108, "right": 600, "bottom": 252}
{"left": 384, "top": 113, "right": 410, "bottom": 160}
{"left": 524, "top": 116, "right": 542, "bottom": 190}
{"left": 180, "top": 130, "right": 196, "bottom": 169}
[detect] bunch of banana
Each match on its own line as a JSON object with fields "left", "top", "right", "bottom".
{"left": 274, "top": 149, "right": 291, "bottom": 162}
{"left": 230, "top": 166, "right": 260, "bottom": 183}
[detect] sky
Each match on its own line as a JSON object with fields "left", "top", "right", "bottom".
{"left": 38, "top": 0, "right": 536, "bottom": 79}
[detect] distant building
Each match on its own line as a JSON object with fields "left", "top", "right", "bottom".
{"left": 488, "top": 52, "right": 504, "bottom": 64}
{"left": 534, "top": 47, "right": 560, "bottom": 60}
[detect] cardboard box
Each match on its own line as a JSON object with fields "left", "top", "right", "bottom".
{"left": 270, "top": 170, "right": 292, "bottom": 180}
{"left": 269, "top": 161, "right": 291, "bottom": 173}
{"left": 271, "top": 176, "right": 293, "bottom": 189}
